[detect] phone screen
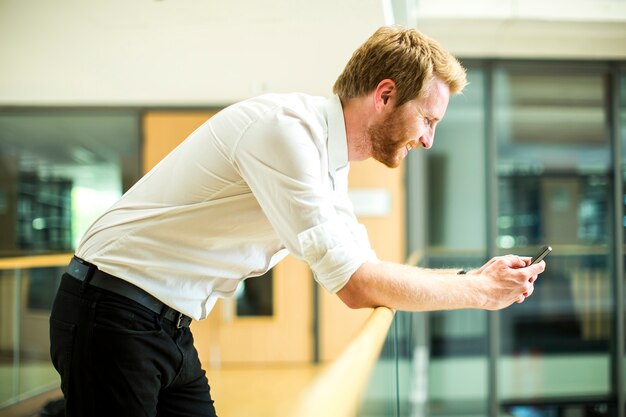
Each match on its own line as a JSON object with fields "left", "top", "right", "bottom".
{"left": 530, "top": 245, "right": 552, "bottom": 265}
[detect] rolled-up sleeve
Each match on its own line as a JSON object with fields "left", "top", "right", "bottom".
{"left": 297, "top": 218, "right": 372, "bottom": 292}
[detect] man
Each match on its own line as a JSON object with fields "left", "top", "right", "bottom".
{"left": 50, "top": 26, "right": 545, "bottom": 416}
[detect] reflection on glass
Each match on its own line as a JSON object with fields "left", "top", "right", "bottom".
{"left": 360, "top": 315, "right": 399, "bottom": 417}
{"left": 0, "top": 111, "right": 140, "bottom": 256}
{"left": 504, "top": 402, "right": 614, "bottom": 417}
{"left": 495, "top": 65, "right": 613, "bottom": 409}
{"left": 0, "top": 266, "right": 63, "bottom": 408}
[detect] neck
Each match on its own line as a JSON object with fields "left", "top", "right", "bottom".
{"left": 340, "top": 95, "right": 375, "bottom": 162}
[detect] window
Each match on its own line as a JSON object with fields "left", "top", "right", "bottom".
{"left": 406, "top": 61, "right": 621, "bottom": 416}
{"left": 0, "top": 110, "right": 141, "bottom": 256}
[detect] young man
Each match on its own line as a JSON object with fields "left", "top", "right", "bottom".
{"left": 50, "top": 26, "right": 545, "bottom": 416}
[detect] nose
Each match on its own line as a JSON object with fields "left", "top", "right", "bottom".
{"left": 419, "top": 131, "right": 434, "bottom": 149}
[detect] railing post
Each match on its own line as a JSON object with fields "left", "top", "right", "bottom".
{"left": 610, "top": 62, "right": 625, "bottom": 417}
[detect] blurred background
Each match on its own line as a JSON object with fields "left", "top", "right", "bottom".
{"left": 1, "top": 0, "right": 626, "bottom": 416}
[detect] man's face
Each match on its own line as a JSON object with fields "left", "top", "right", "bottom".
{"left": 369, "top": 77, "right": 450, "bottom": 168}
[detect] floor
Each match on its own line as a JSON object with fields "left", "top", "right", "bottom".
{"left": 0, "top": 363, "right": 323, "bottom": 417}
{"left": 207, "top": 364, "right": 322, "bottom": 417}
{"left": 0, "top": 361, "right": 59, "bottom": 415}
{"left": 0, "top": 389, "right": 61, "bottom": 417}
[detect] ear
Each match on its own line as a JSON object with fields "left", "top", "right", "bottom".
{"left": 374, "top": 79, "right": 396, "bottom": 111}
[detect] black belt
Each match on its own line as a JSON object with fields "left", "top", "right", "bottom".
{"left": 67, "top": 256, "right": 192, "bottom": 328}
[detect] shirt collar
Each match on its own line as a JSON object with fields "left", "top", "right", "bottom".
{"left": 325, "top": 95, "right": 349, "bottom": 176}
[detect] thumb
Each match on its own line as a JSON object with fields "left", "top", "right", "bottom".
{"left": 477, "top": 257, "right": 499, "bottom": 274}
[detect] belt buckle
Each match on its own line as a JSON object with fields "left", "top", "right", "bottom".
{"left": 176, "top": 312, "right": 185, "bottom": 329}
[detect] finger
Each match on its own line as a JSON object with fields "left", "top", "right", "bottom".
{"left": 515, "top": 261, "right": 545, "bottom": 283}
{"left": 526, "top": 260, "right": 546, "bottom": 275}
{"left": 519, "top": 256, "right": 532, "bottom": 267}
{"left": 477, "top": 257, "right": 499, "bottom": 273}
{"left": 492, "top": 255, "right": 517, "bottom": 269}
{"left": 516, "top": 294, "right": 525, "bottom": 303}
{"left": 503, "top": 254, "right": 527, "bottom": 269}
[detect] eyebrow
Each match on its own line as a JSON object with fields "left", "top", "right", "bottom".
{"left": 424, "top": 113, "right": 440, "bottom": 122}
{"left": 415, "top": 106, "right": 441, "bottom": 123}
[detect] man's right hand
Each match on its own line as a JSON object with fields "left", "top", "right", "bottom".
{"left": 472, "top": 255, "right": 546, "bottom": 310}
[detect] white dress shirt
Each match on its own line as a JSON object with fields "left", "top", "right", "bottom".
{"left": 76, "top": 93, "right": 378, "bottom": 320}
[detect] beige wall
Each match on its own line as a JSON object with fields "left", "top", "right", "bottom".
{"left": 0, "top": 0, "right": 384, "bottom": 106}
{"left": 2, "top": 1, "right": 625, "bottom": 107}
{"left": 397, "top": 0, "right": 626, "bottom": 59}
{"left": 417, "top": 19, "right": 626, "bottom": 60}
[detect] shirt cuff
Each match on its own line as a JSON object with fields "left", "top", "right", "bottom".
{"left": 297, "top": 218, "right": 376, "bottom": 293}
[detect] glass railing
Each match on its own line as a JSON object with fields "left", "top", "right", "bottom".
{"left": 290, "top": 307, "right": 395, "bottom": 417}
{"left": 360, "top": 247, "right": 623, "bottom": 417}
{"left": 0, "top": 254, "right": 70, "bottom": 409}
{"left": 9, "top": 249, "right": 620, "bottom": 416}
{"left": 359, "top": 311, "right": 419, "bottom": 417}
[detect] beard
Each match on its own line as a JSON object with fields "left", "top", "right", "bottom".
{"left": 368, "top": 106, "right": 411, "bottom": 168}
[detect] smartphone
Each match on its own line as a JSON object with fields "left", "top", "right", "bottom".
{"left": 530, "top": 245, "right": 552, "bottom": 265}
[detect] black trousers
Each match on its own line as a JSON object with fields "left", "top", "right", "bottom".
{"left": 49, "top": 274, "right": 218, "bottom": 417}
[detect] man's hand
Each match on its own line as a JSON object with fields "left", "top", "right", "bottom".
{"left": 471, "top": 255, "right": 546, "bottom": 310}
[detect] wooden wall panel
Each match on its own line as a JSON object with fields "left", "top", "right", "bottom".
{"left": 319, "top": 160, "right": 405, "bottom": 361}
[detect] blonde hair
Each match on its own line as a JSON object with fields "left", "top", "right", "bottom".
{"left": 333, "top": 26, "right": 467, "bottom": 105}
